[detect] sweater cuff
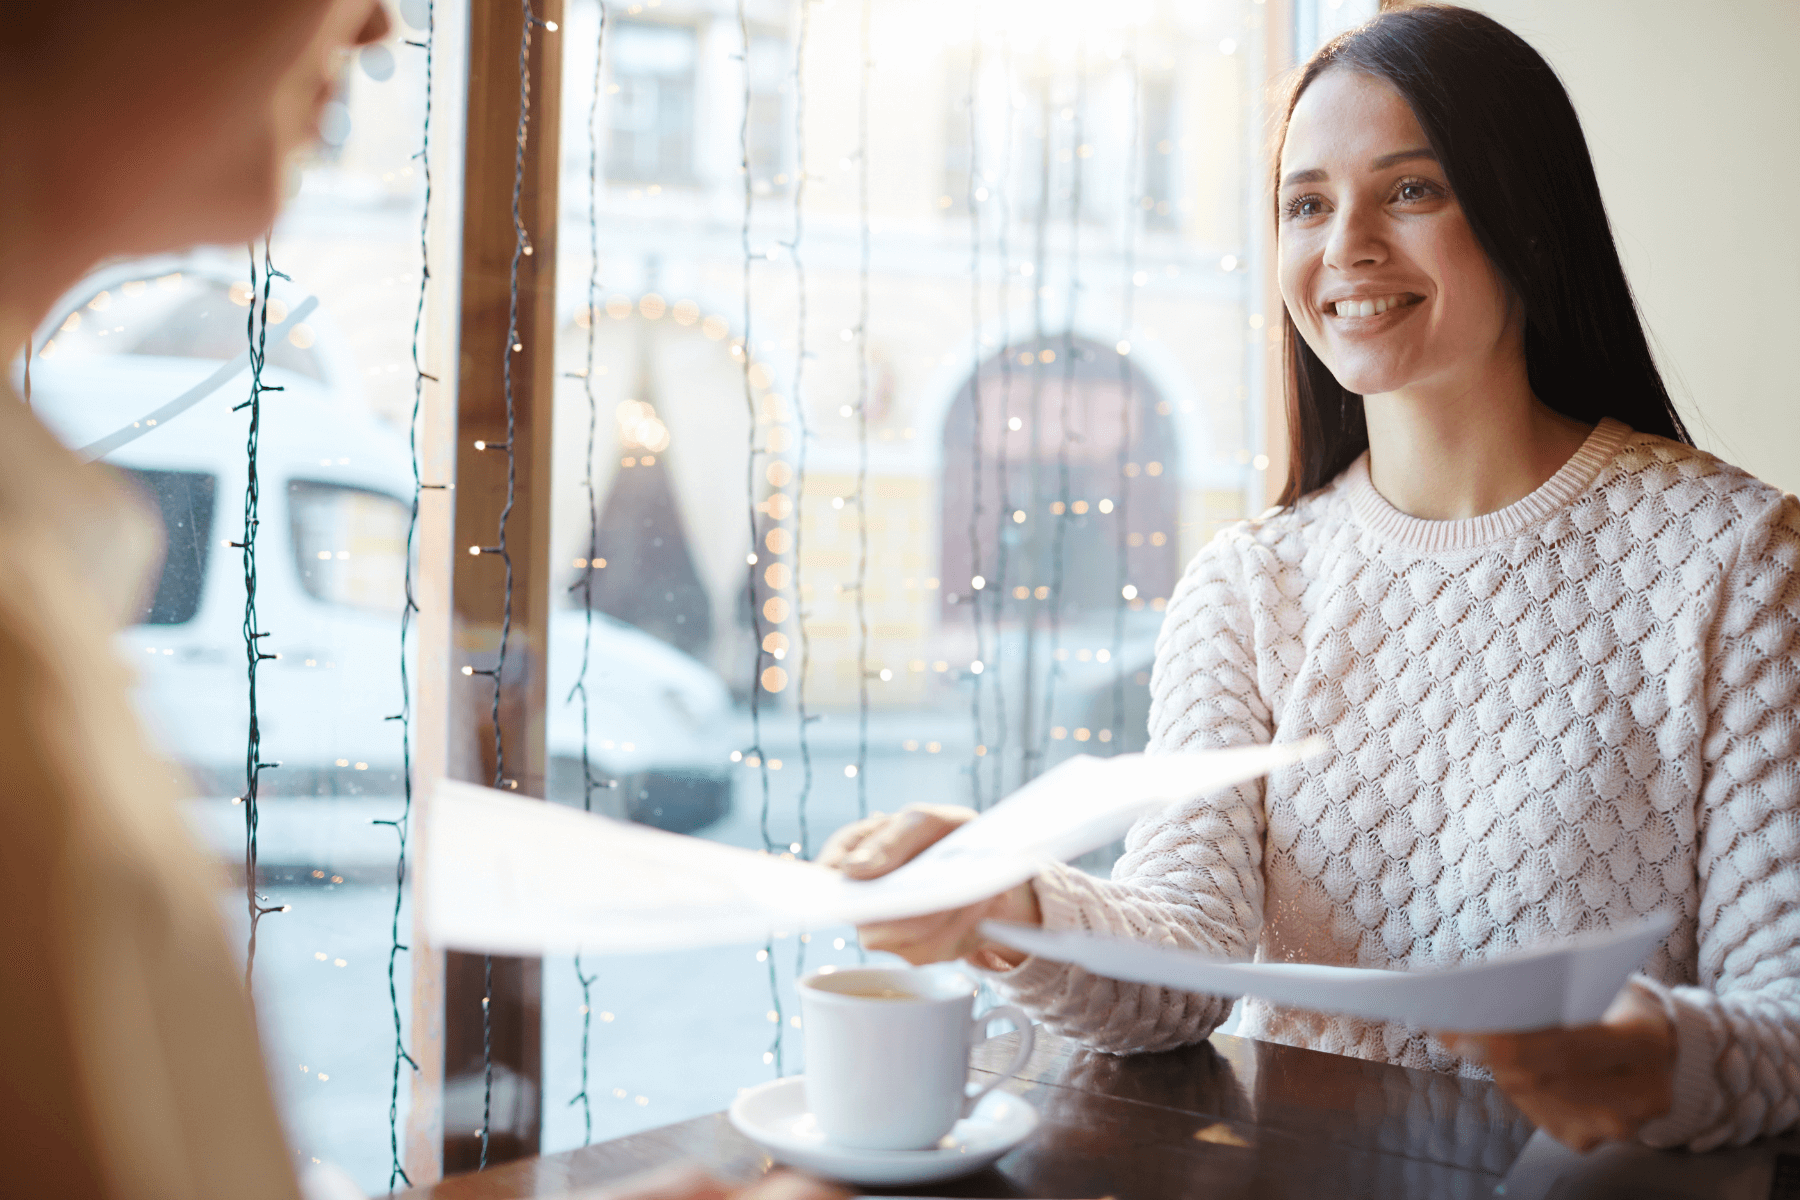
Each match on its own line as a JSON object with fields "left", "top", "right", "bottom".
{"left": 1629, "top": 975, "right": 1722, "bottom": 1149}
{"left": 971, "top": 863, "right": 1096, "bottom": 1008}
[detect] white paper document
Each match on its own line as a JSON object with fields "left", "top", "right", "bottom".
{"left": 980, "top": 913, "right": 1674, "bottom": 1032}
{"left": 424, "top": 741, "right": 1315, "bottom": 956}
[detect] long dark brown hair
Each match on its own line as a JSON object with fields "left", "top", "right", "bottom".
{"left": 1274, "top": 5, "right": 1691, "bottom": 506}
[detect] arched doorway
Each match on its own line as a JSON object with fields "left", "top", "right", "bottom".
{"left": 939, "top": 337, "right": 1181, "bottom": 627}
{"left": 586, "top": 351, "right": 715, "bottom": 658}
{"left": 938, "top": 336, "right": 1184, "bottom": 787}
{"left": 551, "top": 300, "right": 754, "bottom": 677}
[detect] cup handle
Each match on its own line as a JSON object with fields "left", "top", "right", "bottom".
{"left": 962, "top": 1003, "right": 1035, "bottom": 1116}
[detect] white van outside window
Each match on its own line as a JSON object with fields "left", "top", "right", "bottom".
{"left": 287, "top": 479, "right": 411, "bottom": 613}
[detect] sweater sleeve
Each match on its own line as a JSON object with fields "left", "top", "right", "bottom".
{"left": 1636, "top": 492, "right": 1800, "bottom": 1151}
{"left": 982, "top": 532, "right": 1274, "bottom": 1053}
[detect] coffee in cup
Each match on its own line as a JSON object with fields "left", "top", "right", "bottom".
{"left": 798, "top": 964, "right": 1035, "bottom": 1151}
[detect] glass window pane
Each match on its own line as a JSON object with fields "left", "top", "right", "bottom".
{"left": 607, "top": 21, "right": 699, "bottom": 183}
{"left": 122, "top": 467, "right": 218, "bottom": 626}
{"left": 288, "top": 480, "right": 411, "bottom": 612}
{"left": 541, "top": 0, "right": 1261, "bottom": 1156}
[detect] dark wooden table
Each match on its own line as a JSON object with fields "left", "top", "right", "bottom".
{"left": 402, "top": 1030, "right": 1794, "bottom": 1199}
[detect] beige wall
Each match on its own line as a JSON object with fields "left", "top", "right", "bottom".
{"left": 1462, "top": 0, "right": 1800, "bottom": 494}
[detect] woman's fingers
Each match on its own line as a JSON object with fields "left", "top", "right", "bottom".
{"left": 857, "top": 890, "right": 1022, "bottom": 965}
{"left": 822, "top": 807, "right": 1029, "bottom": 966}
{"left": 838, "top": 804, "right": 975, "bottom": 879}
{"left": 816, "top": 814, "right": 888, "bottom": 869}
{"left": 857, "top": 903, "right": 977, "bottom": 963}
{"left": 1442, "top": 997, "right": 1677, "bottom": 1151}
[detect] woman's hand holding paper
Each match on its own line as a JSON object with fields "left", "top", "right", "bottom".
{"left": 819, "top": 804, "right": 1042, "bottom": 969}
{"left": 1443, "top": 985, "right": 1676, "bottom": 1151}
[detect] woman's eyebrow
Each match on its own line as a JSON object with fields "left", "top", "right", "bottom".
{"left": 1370, "top": 148, "right": 1438, "bottom": 170}
{"left": 1280, "top": 148, "right": 1436, "bottom": 189}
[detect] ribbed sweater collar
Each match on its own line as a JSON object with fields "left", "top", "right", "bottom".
{"left": 1340, "top": 417, "right": 1630, "bottom": 553}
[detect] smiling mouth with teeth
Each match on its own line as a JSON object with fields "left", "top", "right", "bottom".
{"left": 1328, "top": 294, "right": 1422, "bottom": 318}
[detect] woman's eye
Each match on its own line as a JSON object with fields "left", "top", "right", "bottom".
{"left": 1284, "top": 195, "right": 1326, "bottom": 220}
{"left": 1394, "top": 179, "right": 1439, "bottom": 204}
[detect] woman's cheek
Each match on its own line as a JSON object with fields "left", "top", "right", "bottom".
{"left": 1277, "top": 260, "right": 1314, "bottom": 340}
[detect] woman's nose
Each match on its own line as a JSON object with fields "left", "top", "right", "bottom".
{"left": 355, "top": 1, "right": 393, "bottom": 47}
{"left": 1323, "top": 202, "right": 1387, "bottom": 272}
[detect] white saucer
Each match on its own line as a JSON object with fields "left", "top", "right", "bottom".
{"left": 727, "top": 1076, "right": 1038, "bottom": 1186}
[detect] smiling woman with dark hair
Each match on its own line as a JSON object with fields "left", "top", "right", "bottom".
{"left": 1276, "top": 5, "right": 1692, "bottom": 499}
{"left": 822, "top": 4, "right": 1800, "bottom": 1155}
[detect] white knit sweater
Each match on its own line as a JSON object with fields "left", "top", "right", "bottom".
{"left": 990, "top": 419, "right": 1800, "bottom": 1151}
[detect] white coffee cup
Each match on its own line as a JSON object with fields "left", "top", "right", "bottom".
{"left": 798, "top": 964, "right": 1036, "bottom": 1151}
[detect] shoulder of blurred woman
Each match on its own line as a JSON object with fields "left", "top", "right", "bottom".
{"left": 0, "top": 382, "right": 300, "bottom": 1200}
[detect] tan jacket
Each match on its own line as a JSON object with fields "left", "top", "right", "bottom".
{"left": 0, "top": 385, "right": 299, "bottom": 1199}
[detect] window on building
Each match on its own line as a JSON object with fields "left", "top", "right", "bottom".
{"left": 746, "top": 31, "right": 791, "bottom": 192}
{"left": 1140, "top": 71, "right": 1181, "bottom": 231}
{"left": 607, "top": 21, "right": 700, "bottom": 183}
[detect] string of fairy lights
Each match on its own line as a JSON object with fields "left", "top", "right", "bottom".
{"left": 380, "top": 1, "right": 437, "bottom": 1187}
{"left": 458, "top": 0, "right": 554, "bottom": 1168}
{"left": 853, "top": 0, "right": 873, "bottom": 819}
{"left": 1111, "top": 41, "right": 1140, "bottom": 749}
{"left": 1019, "top": 81, "right": 1051, "bottom": 780}
{"left": 984, "top": 29, "right": 1015, "bottom": 808}
{"left": 735, "top": 0, "right": 786, "bottom": 1078}
{"left": 964, "top": 16, "right": 989, "bottom": 811}
{"left": 216, "top": 0, "right": 1203, "bottom": 1170}
{"left": 1038, "top": 53, "right": 1085, "bottom": 773}
{"left": 569, "top": 0, "right": 612, "bottom": 1148}
{"left": 238, "top": 240, "right": 290, "bottom": 989}
{"left": 364, "top": 3, "right": 1173, "bottom": 1169}
{"left": 789, "top": 0, "right": 816, "bottom": 875}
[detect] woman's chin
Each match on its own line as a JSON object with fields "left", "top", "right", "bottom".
{"left": 1323, "top": 359, "right": 1417, "bottom": 400}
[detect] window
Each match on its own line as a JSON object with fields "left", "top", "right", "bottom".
{"left": 288, "top": 481, "right": 411, "bottom": 612}
{"left": 1140, "top": 72, "right": 1181, "bottom": 231}
{"left": 540, "top": 0, "right": 1262, "bottom": 1160}
{"left": 607, "top": 21, "right": 699, "bottom": 183}
{"left": 124, "top": 468, "right": 218, "bottom": 626}
{"left": 937, "top": 336, "right": 1180, "bottom": 680}
{"left": 12, "top": 0, "right": 1273, "bottom": 1186}
{"left": 39, "top": 269, "right": 326, "bottom": 382}
{"left": 748, "top": 32, "right": 799, "bottom": 193}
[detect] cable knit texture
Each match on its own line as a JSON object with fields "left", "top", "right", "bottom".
{"left": 986, "top": 419, "right": 1800, "bottom": 1152}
